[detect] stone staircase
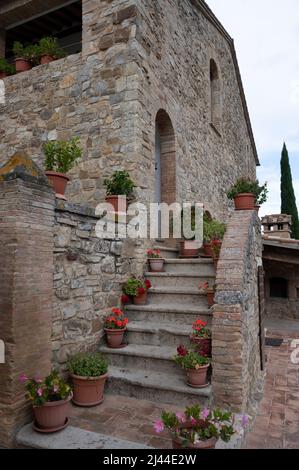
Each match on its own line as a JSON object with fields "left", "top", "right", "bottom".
{"left": 99, "top": 245, "right": 215, "bottom": 407}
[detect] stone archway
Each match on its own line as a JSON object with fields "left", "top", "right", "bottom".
{"left": 155, "top": 110, "right": 176, "bottom": 206}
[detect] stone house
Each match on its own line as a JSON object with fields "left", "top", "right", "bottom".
{"left": 0, "top": 0, "right": 264, "bottom": 448}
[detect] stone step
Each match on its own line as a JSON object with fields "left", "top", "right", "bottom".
{"left": 126, "top": 321, "right": 192, "bottom": 347}
{"left": 153, "top": 245, "right": 179, "bottom": 259}
{"left": 164, "top": 258, "right": 215, "bottom": 276}
{"left": 125, "top": 304, "right": 212, "bottom": 324}
{"left": 147, "top": 287, "right": 208, "bottom": 307}
{"left": 106, "top": 366, "right": 211, "bottom": 407}
{"left": 99, "top": 344, "right": 187, "bottom": 374}
{"left": 146, "top": 272, "right": 215, "bottom": 289}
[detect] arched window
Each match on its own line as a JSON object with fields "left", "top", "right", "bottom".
{"left": 210, "top": 59, "right": 221, "bottom": 130}
{"left": 155, "top": 110, "right": 176, "bottom": 206}
{"left": 270, "top": 278, "right": 288, "bottom": 299}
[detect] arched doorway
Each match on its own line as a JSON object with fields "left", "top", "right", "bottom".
{"left": 155, "top": 110, "right": 176, "bottom": 206}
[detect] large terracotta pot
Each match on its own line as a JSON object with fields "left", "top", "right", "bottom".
{"left": 190, "top": 336, "right": 212, "bottom": 357}
{"left": 105, "top": 328, "right": 126, "bottom": 348}
{"left": 40, "top": 55, "right": 55, "bottom": 65}
{"left": 148, "top": 258, "right": 165, "bottom": 272}
{"left": 15, "top": 58, "right": 32, "bottom": 73}
{"left": 105, "top": 195, "right": 127, "bottom": 213}
{"left": 45, "top": 171, "right": 69, "bottom": 200}
{"left": 172, "top": 435, "right": 217, "bottom": 449}
{"left": 186, "top": 364, "right": 210, "bottom": 388}
{"left": 33, "top": 395, "right": 71, "bottom": 432}
{"left": 133, "top": 291, "right": 147, "bottom": 305}
{"left": 234, "top": 193, "right": 255, "bottom": 210}
{"left": 203, "top": 243, "right": 213, "bottom": 257}
{"left": 207, "top": 289, "right": 215, "bottom": 307}
{"left": 179, "top": 241, "right": 200, "bottom": 258}
{"left": 70, "top": 373, "right": 108, "bottom": 407}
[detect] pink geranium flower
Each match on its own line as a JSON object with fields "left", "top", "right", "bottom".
{"left": 241, "top": 415, "right": 249, "bottom": 428}
{"left": 19, "top": 374, "right": 28, "bottom": 384}
{"left": 201, "top": 408, "right": 210, "bottom": 420}
{"left": 176, "top": 412, "right": 186, "bottom": 423}
{"left": 154, "top": 420, "right": 165, "bottom": 434}
{"left": 190, "top": 416, "right": 197, "bottom": 425}
{"left": 53, "top": 385, "right": 59, "bottom": 393}
{"left": 37, "top": 388, "right": 43, "bottom": 397}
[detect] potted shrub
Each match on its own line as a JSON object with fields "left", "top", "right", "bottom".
{"left": 255, "top": 181, "right": 268, "bottom": 213}
{"left": 68, "top": 352, "right": 108, "bottom": 407}
{"left": 190, "top": 319, "right": 212, "bottom": 357}
{"left": 104, "top": 170, "right": 135, "bottom": 213}
{"left": 43, "top": 137, "right": 82, "bottom": 199}
{"left": 174, "top": 345, "right": 210, "bottom": 388}
{"left": 147, "top": 249, "right": 165, "bottom": 272}
{"left": 12, "top": 41, "right": 38, "bottom": 73}
{"left": 104, "top": 307, "right": 129, "bottom": 348}
{"left": 122, "top": 277, "right": 151, "bottom": 305}
{"left": 179, "top": 206, "right": 200, "bottom": 258}
{"left": 0, "top": 57, "right": 15, "bottom": 78}
{"left": 38, "top": 36, "right": 66, "bottom": 65}
{"left": 154, "top": 404, "right": 249, "bottom": 449}
{"left": 227, "top": 178, "right": 267, "bottom": 211}
{"left": 203, "top": 217, "right": 226, "bottom": 258}
{"left": 199, "top": 281, "right": 215, "bottom": 307}
{"left": 20, "top": 370, "right": 72, "bottom": 433}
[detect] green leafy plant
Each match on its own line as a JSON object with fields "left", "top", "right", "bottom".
{"left": 38, "top": 37, "right": 66, "bottom": 59}
{"left": 174, "top": 348, "right": 210, "bottom": 370}
{"left": 12, "top": 41, "right": 39, "bottom": 62}
{"left": 0, "top": 57, "right": 15, "bottom": 75}
{"left": 122, "top": 277, "right": 147, "bottom": 297}
{"left": 203, "top": 216, "right": 226, "bottom": 243}
{"left": 19, "top": 370, "right": 72, "bottom": 407}
{"left": 104, "top": 171, "right": 135, "bottom": 197}
{"left": 43, "top": 137, "right": 82, "bottom": 173}
{"left": 256, "top": 182, "right": 268, "bottom": 206}
{"left": 67, "top": 352, "right": 108, "bottom": 378}
{"left": 154, "top": 405, "right": 249, "bottom": 446}
{"left": 227, "top": 178, "right": 268, "bottom": 205}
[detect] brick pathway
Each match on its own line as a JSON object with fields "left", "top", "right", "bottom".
{"left": 244, "top": 330, "right": 299, "bottom": 449}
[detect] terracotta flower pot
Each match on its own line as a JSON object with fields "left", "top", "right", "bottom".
{"left": 0, "top": 72, "right": 8, "bottom": 79}
{"left": 45, "top": 171, "right": 70, "bottom": 200}
{"left": 105, "top": 328, "right": 126, "bottom": 348}
{"left": 15, "top": 58, "right": 32, "bottom": 73}
{"left": 190, "top": 336, "right": 212, "bottom": 357}
{"left": 105, "top": 195, "right": 127, "bottom": 213}
{"left": 148, "top": 258, "right": 165, "bottom": 272}
{"left": 207, "top": 290, "right": 215, "bottom": 307}
{"left": 234, "top": 193, "right": 255, "bottom": 210}
{"left": 33, "top": 395, "right": 71, "bottom": 432}
{"left": 203, "top": 243, "right": 213, "bottom": 257}
{"left": 40, "top": 55, "right": 55, "bottom": 65}
{"left": 70, "top": 373, "right": 108, "bottom": 407}
{"left": 179, "top": 241, "right": 200, "bottom": 258}
{"left": 133, "top": 291, "right": 147, "bottom": 305}
{"left": 172, "top": 435, "right": 217, "bottom": 449}
{"left": 186, "top": 364, "right": 210, "bottom": 388}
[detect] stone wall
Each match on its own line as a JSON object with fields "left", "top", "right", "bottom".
{"left": 52, "top": 200, "right": 140, "bottom": 369}
{"left": 212, "top": 210, "right": 264, "bottom": 414}
{"left": 0, "top": 0, "right": 258, "bottom": 223}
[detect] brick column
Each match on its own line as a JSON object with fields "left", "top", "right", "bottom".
{"left": 0, "top": 153, "right": 55, "bottom": 448}
{"left": 212, "top": 210, "right": 264, "bottom": 413}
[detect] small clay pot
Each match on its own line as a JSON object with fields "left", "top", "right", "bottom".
{"left": 14, "top": 58, "right": 32, "bottom": 73}
{"left": 186, "top": 364, "right": 210, "bottom": 388}
{"left": 45, "top": 171, "right": 69, "bottom": 200}
{"left": 190, "top": 336, "right": 212, "bottom": 357}
{"left": 70, "top": 373, "right": 108, "bottom": 407}
{"left": 148, "top": 258, "right": 165, "bottom": 272}
{"left": 105, "top": 195, "right": 127, "bottom": 213}
{"left": 203, "top": 243, "right": 213, "bottom": 257}
{"left": 133, "top": 291, "right": 147, "bottom": 305}
{"left": 234, "top": 193, "right": 255, "bottom": 210}
{"left": 105, "top": 328, "right": 126, "bottom": 348}
{"left": 40, "top": 55, "right": 55, "bottom": 65}
{"left": 33, "top": 395, "right": 71, "bottom": 432}
{"left": 179, "top": 241, "right": 200, "bottom": 258}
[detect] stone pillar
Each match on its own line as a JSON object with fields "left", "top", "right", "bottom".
{"left": 0, "top": 153, "right": 55, "bottom": 448}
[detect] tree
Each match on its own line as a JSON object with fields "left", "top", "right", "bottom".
{"left": 281, "top": 143, "right": 299, "bottom": 239}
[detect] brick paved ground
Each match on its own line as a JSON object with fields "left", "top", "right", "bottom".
{"left": 244, "top": 326, "right": 299, "bottom": 449}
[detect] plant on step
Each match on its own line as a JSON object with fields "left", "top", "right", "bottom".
{"left": 38, "top": 36, "right": 66, "bottom": 60}
{"left": 203, "top": 216, "right": 226, "bottom": 243}
{"left": 104, "top": 170, "right": 135, "bottom": 197}
{"left": 0, "top": 57, "right": 15, "bottom": 76}
{"left": 191, "top": 320, "right": 211, "bottom": 339}
{"left": 67, "top": 352, "right": 108, "bottom": 378}
{"left": 104, "top": 307, "right": 129, "bottom": 349}
{"left": 121, "top": 294, "right": 130, "bottom": 305}
{"left": 199, "top": 282, "right": 215, "bottom": 308}
{"left": 147, "top": 249, "right": 162, "bottom": 259}
{"left": 147, "top": 249, "right": 165, "bottom": 272}
{"left": 44, "top": 136, "right": 82, "bottom": 174}
{"left": 190, "top": 320, "right": 212, "bottom": 357}
{"left": 154, "top": 404, "right": 250, "bottom": 449}
{"left": 122, "top": 277, "right": 149, "bottom": 297}
{"left": 175, "top": 346, "right": 210, "bottom": 388}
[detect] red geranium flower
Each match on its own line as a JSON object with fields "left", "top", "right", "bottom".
{"left": 138, "top": 287, "right": 146, "bottom": 295}
{"left": 121, "top": 294, "right": 130, "bottom": 304}
{"left": 177, "top": 345, "right": 188, "bottom": 357}
{"left": 145, "top": 280, "right": 152, "bottom": 289}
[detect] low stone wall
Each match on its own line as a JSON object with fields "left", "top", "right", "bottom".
{"left": 212, "top": 210, "right": 264, "bottom": 414}
{"left": 52, "top": 200, "right": 144, "bottom": 369}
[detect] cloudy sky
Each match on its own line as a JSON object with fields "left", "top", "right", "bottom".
{"left": 207, "top": 0, "right": 299, "bottom": 216}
